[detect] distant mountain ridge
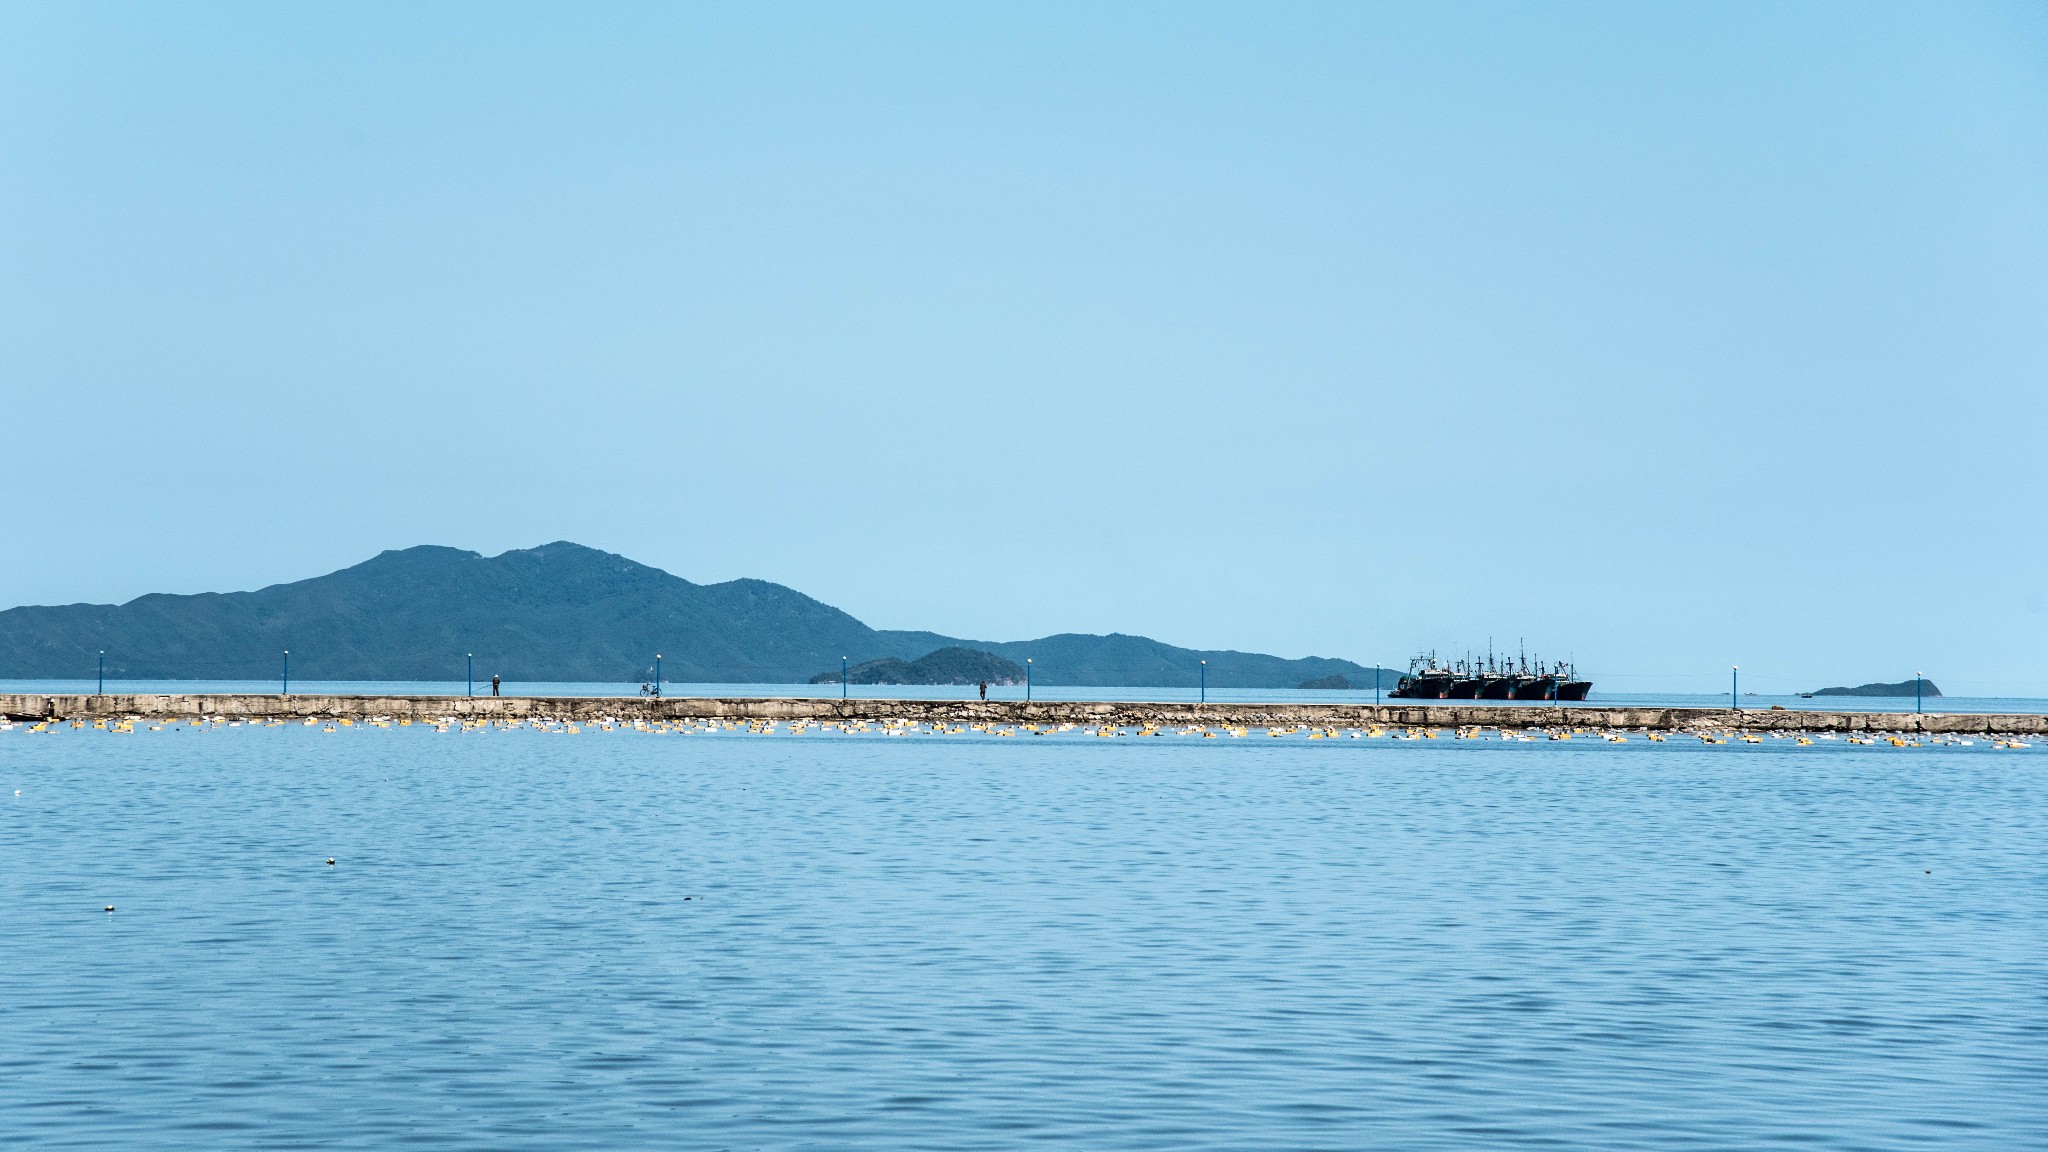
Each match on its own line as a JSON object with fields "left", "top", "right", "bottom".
{"left": 810, "top": 647, "right": 1026, "bottom": 686}
{"left": 0, "top": 542, "right": 1395, "bottom": 689}
{"left": 1813, "top": 678, "right": 1941, "bottom": 698}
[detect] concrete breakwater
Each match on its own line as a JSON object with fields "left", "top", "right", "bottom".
{"left": 3, "top": 693, "right": 2043, "bottom": 734}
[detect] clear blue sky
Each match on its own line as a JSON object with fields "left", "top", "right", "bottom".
{"left": 4, "top": 3, "right": 2045, "bottom": 695}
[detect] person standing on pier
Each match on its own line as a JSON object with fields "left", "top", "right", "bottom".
{"left": 491, "top": 675, "right": 501, "bottom": 697}
{"left": 978, "top": 681, "right": 987, "bottom": 701}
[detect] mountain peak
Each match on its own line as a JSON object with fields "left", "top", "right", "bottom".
{"left": 495, "top": 541, "right": 671, "bottom": 578}
{"left": 371, "top": 545, "right": 484, "bottom": 563}
{"left": 515, "top": 540, "right": 617, "bottom": 560}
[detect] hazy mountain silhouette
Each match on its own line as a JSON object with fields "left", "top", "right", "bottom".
{"left": 810, "top": 647, "right": 1027, "bottom": 686}
{"left": 1812, "top": 678, "right": 1941, "bottom": 698}
{"left": 0, "top": 542, "right": 1394, "bottom": 688}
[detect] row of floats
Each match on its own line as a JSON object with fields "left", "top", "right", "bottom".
{"left": 1, "top": 715, "right": 2033, "bottom": 748}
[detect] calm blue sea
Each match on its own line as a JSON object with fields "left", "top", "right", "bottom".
{"left": 3, "top": 723, "right": 2042, "bottom": 1149}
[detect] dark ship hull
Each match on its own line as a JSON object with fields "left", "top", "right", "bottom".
{"left": 1479, "top": 676, "right": 1523, "bottom": 700}
{"left": 1389, "top": 675, "right": 1456, "bottom": 699}
{"left": 1557, "top": 680, "right": 1592, "bottom": 701}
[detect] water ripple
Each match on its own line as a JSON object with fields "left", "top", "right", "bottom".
{"left": 1, "top": 729, "right": 2043, "bottom": 1148}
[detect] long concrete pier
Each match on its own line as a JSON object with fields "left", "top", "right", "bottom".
{"left": 3, "top": 693, "right": 2042, "bottom": 734}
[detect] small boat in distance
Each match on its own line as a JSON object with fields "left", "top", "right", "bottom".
{"left": 1390, "top": 649, "right": 1590, "bottom": 701}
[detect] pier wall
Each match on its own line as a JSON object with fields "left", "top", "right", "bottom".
{"left": 4, "top": 694, "right": 2045, "bottom": 734}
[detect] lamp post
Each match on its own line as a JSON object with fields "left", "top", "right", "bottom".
{"left": 467, "top": 654, "right": 474, "bottom": 698}
{"left": 282, "top": 651, "right": 289, "bottom": 697}
{"left": 654, "top": 654, "right": 662, "bottom": 699}
{"left": 1026, "top": 658, "right": 1032, "bottom": 702}
{"left": 1732, "top": 665, "right": 1739, "bottom": 712}
{"left": 97, "top": 650, "right": 104, "bottom": 696}
{"left": 1200, "top": 659, "right": 1207, "bottom": 705}
{"left": 1916, "top": 671, "right": 1923, "bottom": 714}
{"left": 841, "top": 656, "right": 848, "bottom": 700}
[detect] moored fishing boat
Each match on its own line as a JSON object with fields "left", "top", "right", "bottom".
{"left": 1479, "top": 675, "right": 1525, "bottom": 699}
{"left": 1390, "top": 650, "right": 1590, "bottom": 701}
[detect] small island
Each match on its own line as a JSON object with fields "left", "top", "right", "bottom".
{"left": 1812, "top": 678, "right": 1941, "bottom": 698}
{"left": 811, "top": 647, "right": 1025, "bottom": 686}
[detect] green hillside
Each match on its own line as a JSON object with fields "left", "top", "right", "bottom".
{"left": 0, "top": 542, "right": 1395, "bottom": 689}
